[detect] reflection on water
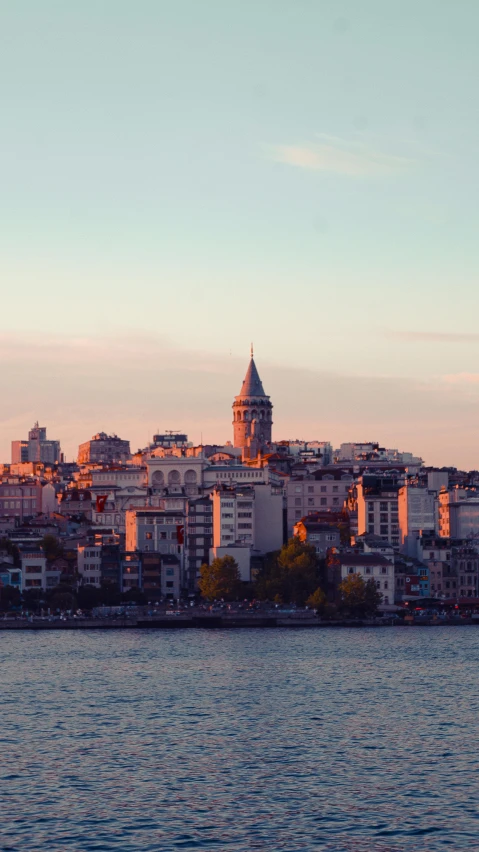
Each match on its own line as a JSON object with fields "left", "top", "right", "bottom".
{"left": 1, "top": 627, "right": 479, "bottom": 851}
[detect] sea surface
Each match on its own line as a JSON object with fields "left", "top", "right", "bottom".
{"left": 1, "top": 627, "right": 479, "bottom": 852}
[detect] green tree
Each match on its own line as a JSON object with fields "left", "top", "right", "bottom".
{"left": 0, "top": 537, "right": 20, "bottom": 567}
{"left": 50, "top": 590, "right": 76, "bottom": 612}
{"left": 77, "top": 584, "right": 103, "bottom": 611}
{"left": 22, "top": 588, "right": 44, "bottom": 612}
{"left": 198, "top": 556, "right": 242, "bottom": 601}
{"left": 306, "top": 586, "right": 326, "bottom": 612}
{"left": 121, "top": 587, "right": 147, "bottom": 605}
{"left": 41, "top": 534, "right": 64, "bottom": 562}
{"left": 338, "top": 573, "right": 382, "bottom": 618}
{"left": 0, "top": 584, "right": 21, "bottom": 610}
{"left": 255, "top": 538, "right": 321, "bottom": 605}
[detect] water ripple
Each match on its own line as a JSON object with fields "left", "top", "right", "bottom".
{"left": 1, "top": 627, "right": 479, "bottom": 850}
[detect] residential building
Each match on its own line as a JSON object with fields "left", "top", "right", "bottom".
{"left": 398, "top": 485, "right": 436, "bottom": 555}
{"left": 185, "top": 496, "right": 213, "bottom": 592}
{"left": 356, "top": 475, "right": 402, "bottom": 548}
{"left": 78, "top": 433, "right": 131, "bottom": 465}
{"left": 121, "top": 552, "right": 142, "bottom": 592}
{"left": 141, "top": 553, "right": 162, "bottom": 599}
{"left": 287, "top": 469, "right": 353, "bottom": 534}
{"left": 12, "top": 423, "right": 61, "bottom": 465}
{"left": 0, "top": 481, "right": 43, "bottom": 520}
{"left": 161, "top": 554, "right": 181, "bottom": 599}
{"left": 438, "top": 489, "right": 479, "bottom": 538}
{"left": 338, "top": 552, "right": 394, "bottom": 606}
{"left": 20, "top": 547, "right": 47, "bottom": 591}
{"left": 78, "top": 543, "right": 102, "bottom": 587}
{"left": 293, "top": 519, "right": 340, "bottom": 556}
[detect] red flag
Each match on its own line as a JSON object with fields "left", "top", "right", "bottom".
{"left": 96, "top": 495, "right": 108, "bottom": 513}
{"left": 176, "top": 524, "right": 184, "bottom": 544}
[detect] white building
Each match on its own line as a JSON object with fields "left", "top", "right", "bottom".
{"left": 78, "top": 544, "right": 102, "bottom": 587}
{"left": 20, "top": 548, "right": 47, "bottom": 591}
{"left": 398, "top": 485, "right": 436, "bottom": 555}
{"left": 438, "top": 489, "right": 479, "bottom": 539}
{"left": 338, "top": 552, "right": 394, "bottom": 606}
{"left": 356, "top": 476, "right": 402, "bottom": 548}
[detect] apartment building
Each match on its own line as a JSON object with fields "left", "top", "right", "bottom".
{"left": 356, "top": 475, "right": 402, "bottom": 548}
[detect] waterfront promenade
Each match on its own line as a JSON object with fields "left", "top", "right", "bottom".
{"left": 1, "top": 611, "right": 478, "bottom": 629}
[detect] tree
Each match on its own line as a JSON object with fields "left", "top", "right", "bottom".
{"left": 22, "top": 588, "right": 44, "bottom": 612}
{"left": 0, "top": 584, "right": 21, "bottom": 611}
{"left": 77, "top": 584, "right": 103, "bottom": 611}
{"left": 121, "top": 587, "right": 147, "bottom": 605}
{"left": 306, "top": 587, "right": 326, "bottom": 612}
{"left": 41, "top": 534, "right": 64, "bottom": 562}
{"left": 338, "top": 573, "right": 382, "bottom": 618}
{"left": 198, "top": 556, "right": 242, "bottom": 601}
{"left": 0, "top": 537, "right": 20, "bottom": 567}
{"left": 255, "top": 538, "right": 321, "bottom": 605}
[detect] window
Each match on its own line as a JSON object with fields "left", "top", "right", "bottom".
{"left": 166, "top": 581, "right": 173, "bottom": 588}
{"left": 384, "top": 581, "right": 388, "bottom": 589}
{"left": 307, "top": 498, "right": 314, "bottom": 506}
{"left": 380, "top": 502, "right": 388, "bottom": 511}
{"left": 365, "top": 567, "right": 371, "bottom": 575}
{"left": 321, "top": 486, "right": 327, "bottom": 493}
{"left": 222, "top": 513, "right": 233, "bottom": 518}
{"left": 368, "top": 514, "right": 374, "bottom": 523}
{"left": 380, "top": 525, "right": 388, "bottom": 535}
{"left": 332, "top": 486, "right": 338, "bottom": 493}
{"left": 332, "top": 498, "right": 339, "bottom": 505}
{"left": 348, "top": 567, "right": 355, "bottom": 574}
{"left": 295, "top": 487, "right": 302, "bottom": 493}
{"left": 145, "top": 532, "right": 152, "bottom": 540}
{"left": 166, "top": 568, "right": 174, "bottom": 576}
{"left": 376, "top": 581, "right": 381, "bottom": 589}
{"left": 320, "top": 498, "right": 327, "bottom": 506}
{"left": 295, "top": 498, "right": 301, "bottom": 506}
{"left": 381, "top": 566, "right": 388, "bottom": 574}
{"left": 368, "top": 502, "right": 374, "bottom": 511}
{"left": 307, "top": 486, "right": 314, "bottom": 493}
{"left": 380, "top": 513, "right": 388, "bottom": 523}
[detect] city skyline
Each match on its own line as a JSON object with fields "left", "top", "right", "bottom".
{"left": 2, "top": 2, "right": 479, "bottom": 467}
{"left": 0, "top": 335, "right": 477, "bottom": 470}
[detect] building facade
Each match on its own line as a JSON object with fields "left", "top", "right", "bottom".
{"left": 78, "top": 433, "right": 131, "bottom": 465}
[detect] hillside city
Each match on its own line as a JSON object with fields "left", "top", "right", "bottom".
{"left": 1, "top": 351, "right": 478, "bottom": 617}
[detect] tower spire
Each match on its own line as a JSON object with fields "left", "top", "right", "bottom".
{"left": 250, "top": 342, "right": 254, "bottom": 358}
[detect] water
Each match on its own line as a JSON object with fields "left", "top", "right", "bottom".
{"left": 1, "top": 627, "right": 479, "bottom": 851}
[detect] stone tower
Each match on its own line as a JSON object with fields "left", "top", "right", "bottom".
{"left": 232, "top": 347, "right": 273, "bottom": 449}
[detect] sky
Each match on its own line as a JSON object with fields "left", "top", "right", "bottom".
{"left": 1, "top": 1, "right": 479, "bottom": 468}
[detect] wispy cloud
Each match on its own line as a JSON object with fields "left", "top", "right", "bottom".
{"left": 390, "top": 331, "right": 479, "bottom": 344}
{"left": 443, "top": 373, "right": 479, "bottom": 384}
{"left": 269, "top": 133, "right": 413, "bottom": 176}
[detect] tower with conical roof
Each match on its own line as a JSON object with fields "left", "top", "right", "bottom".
{"left": 232, "top": 346, "right": 273, "bottom": 449}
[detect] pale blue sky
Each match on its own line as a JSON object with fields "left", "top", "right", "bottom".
{"left": 1, "top": 1, "right": 479, "bottom": 465}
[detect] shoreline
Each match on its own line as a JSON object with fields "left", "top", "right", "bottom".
{"left": 1, "top": 615, "right": 478, "bottom": 630}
